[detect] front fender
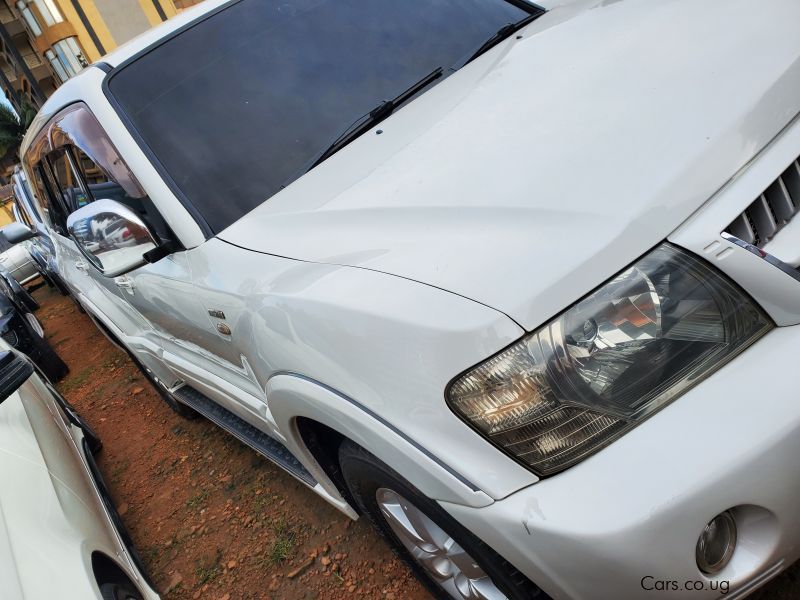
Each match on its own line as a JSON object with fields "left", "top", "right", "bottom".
{"left": 267, "top": 373, "right": 494, "bottom": 509}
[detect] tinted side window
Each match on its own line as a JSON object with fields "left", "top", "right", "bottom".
{"left": 13, "top": 198, "right": 33, "bottom": 229}
{"left": 30, "top": 161, "right": 69, "bottom": 235}
{"left": 24, "top": 103, "right": 174, "bottom": 245}
{"left": 69, "top": 146, "right": 172, "bottom": 243}
{"left": 48, "top": 147, "right": 91, "bottom": 214}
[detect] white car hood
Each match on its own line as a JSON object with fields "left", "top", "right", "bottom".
{"left": 0, "top": 385, "right": 111, "bottom": 599}
{"left": 219, "top": 0, "right": 800, "bottom": 331}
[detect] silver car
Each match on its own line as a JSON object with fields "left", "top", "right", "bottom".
{"left": 0, "top": 341, "right": 160, "bottom": 599}
{"left": 0, "top": 242, "right": 38, "bottom": 286}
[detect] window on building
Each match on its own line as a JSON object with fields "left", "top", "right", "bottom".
{"left": 45, "top": 49, "right": 68, "bottom": 82}
{"left": 16, "top": 1, "right": 42, "bottom": 36}
{"left": 33, "top": 0, "right": 63, "bottom": 26}
{"left": 48, "top": 37, "right": 88, "bottom": 81}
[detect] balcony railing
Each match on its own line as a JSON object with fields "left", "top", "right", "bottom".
{"left": 0, "top": 5, "right": 16, "bottom": 25}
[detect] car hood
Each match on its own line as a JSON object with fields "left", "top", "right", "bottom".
{"left": 0, "top": 384, "right": 109, "bottom": 598}
{"left": 219, "top": 0, "right": 800, "bottom": 331}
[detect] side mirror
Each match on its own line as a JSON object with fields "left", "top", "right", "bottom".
{"left": 66, "top": 199, "right": 158, "bottom": 277}
{"left": 1, "top": 222, "right": 36, "bottom": 244}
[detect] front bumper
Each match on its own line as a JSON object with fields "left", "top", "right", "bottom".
{"left": 441, "top": 324, "right": 800, "bottom": 599}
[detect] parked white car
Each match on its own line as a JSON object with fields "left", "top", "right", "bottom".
{"left": 0, "top": 340, "right": 159, "bottom": 599}
{"left": 0, "top": 241, "right": 39, "bottom": 286}
{"left": 8, "top": 0, "right": 800, "bottom": 598}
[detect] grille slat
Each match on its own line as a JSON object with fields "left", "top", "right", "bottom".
{"left": 765, "top": 178, "right": 794, "bottom": 221}
{"left": 728, "top": 213, "right": 756, "bottom": 245}
{"left": 784, "top": 161, "right": 800, "bottom": 206}
{"left": 749, "top": 195, "right": 777, "bottom": 241}
{"left": 725, "top": 157, "right": 800, "bottom": 248}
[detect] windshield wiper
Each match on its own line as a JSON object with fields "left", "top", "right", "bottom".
{"left": 459, "top": 13, "right": 540, "bottom": 68}
{"left": 304, "top": 67, "right": 444, "bottom": 173}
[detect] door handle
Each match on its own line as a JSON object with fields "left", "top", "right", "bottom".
{"left": 75, "top": 261, "right": 87, "bottom": 271}
{"left": 114, "top": 276, "right": 135, "bottom": 291}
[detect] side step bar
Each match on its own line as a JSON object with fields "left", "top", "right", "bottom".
{"left": 173, "top": 385, "right": 317, "bottom": 487}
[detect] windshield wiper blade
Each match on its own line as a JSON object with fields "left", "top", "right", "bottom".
{"left": 305, "top": 67, "right": 444, "bottom": 173}
{"left": 460, "top": 13, "right": 539, "bottom": 67}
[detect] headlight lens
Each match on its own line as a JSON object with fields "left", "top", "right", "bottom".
{"left": 447, "top": 243, "right": 772, "bottom": 476}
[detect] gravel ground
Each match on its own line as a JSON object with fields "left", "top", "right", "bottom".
{"left": 32, "top": 284, "right": 799, "bottom": 599}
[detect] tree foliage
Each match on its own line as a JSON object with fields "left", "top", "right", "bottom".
{"left": 0, "top": 99, "right": 36, "bottom": 158}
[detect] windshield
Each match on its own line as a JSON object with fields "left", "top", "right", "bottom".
{"left": 107, "top": 0, "right": 535, "bottom": 234}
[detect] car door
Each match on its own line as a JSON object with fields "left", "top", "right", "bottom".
{"left": 26, "top": 156, "right": 97, "bottom": 302}
{"left": 39, "top": 143, "right": 180, "bottom": 394}
{"left": 31, "top": 104, "right": 266, "bottom": 424}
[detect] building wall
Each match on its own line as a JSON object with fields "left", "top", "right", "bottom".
{"left": 97, "top": 0, "right": 151, "bottom": 49}
{"left": 58, "top": 0, "right": 193, "bottom": 62}
{"left": 0, "top": 0, "right": 205, "bottom": 112}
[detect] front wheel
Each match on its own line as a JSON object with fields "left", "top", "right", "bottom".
{"left": 338, "top": 441, "right": 546, "bottom": 600}
{"left": 17, "top": 286, "right": 39, "bottom": 312}
{"left": 99, "top": 582, "right": 143, "bottom": 600}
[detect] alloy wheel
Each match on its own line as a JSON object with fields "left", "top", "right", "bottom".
{"left": 376, "top": 487, "right": 508, "bottom": 600}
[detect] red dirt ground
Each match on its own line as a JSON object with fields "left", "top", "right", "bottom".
{"left": 37, "top": 285, "right": 428, "bottom": 600}
{"left": 33, "top": 284, "right": 799, "bottom": 599}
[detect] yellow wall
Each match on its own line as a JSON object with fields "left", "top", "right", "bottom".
{"left": 138, "top": 0, "right": 178, "bottom": 27}
{"left": 0, "top": 201, "right": 15, "bottom": 227}
{"left": 54, "top": 0, "right": 115, "bottom": 62}
{"left": 54, "top": 0, "right": 185, "bottom": 61}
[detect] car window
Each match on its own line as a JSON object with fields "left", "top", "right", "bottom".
{"left": 30, "top": 161, "right": 69, "bottom": 235}
{"left": 13, "top": 198, "right": 33, "bottom": 229}
{"left": 13, "top": 174, "right": 43, "bottom": 225}
{"left": 107, "top": 0, "right": 532, "bottom": 234}
{"left": 48, "top": 147, "right": 91, "bottom": 214}
{"left": 24, "top": 104, "right": 174, "bottom": 245}
{"left": 69, "top": 145, "right": 173, "bottom": 243}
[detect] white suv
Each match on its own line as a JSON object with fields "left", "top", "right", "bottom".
{"left": 10, "top": 0, "right": 800, "bottom": 598}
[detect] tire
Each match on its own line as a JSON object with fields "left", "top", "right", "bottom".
{"left": 26, "top": 315, "right": 69, "bottom": 382}
{"left": 99, "top": 582, "right": 143, "bottom": 600}
{"left": 338, "top": 441, "right": 546, "bottom": 600}
{"left": 17, "top": 287, "right": 39, "bottom": 312}
{"left": 79, "top": 413, "right": 103, "bottom": 454}
{"left": 37, "top": 341, "right": 69, "bottom": 382}
{"left": 131, "top": 357, "right": 197, "bottom": 420}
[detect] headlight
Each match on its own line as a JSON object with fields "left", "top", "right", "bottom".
{"left": 447, "top": 243, "right": 772, "bottom": 476}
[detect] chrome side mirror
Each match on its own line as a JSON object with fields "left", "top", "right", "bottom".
{"left": 66, "top": 199, "right": 158, "bottom": 277}
{"left": 1, "top": 222, "right": 36, "bottom": 244}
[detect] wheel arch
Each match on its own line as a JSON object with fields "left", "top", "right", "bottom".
{"left": 266, "top": 373, "right": 494, "bottom": 516}
{"left": 90, "top": 551, "right": 142, "bottom": 593}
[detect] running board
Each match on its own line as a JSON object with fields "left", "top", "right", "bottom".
{"left": 173, "top": 385, "right": 316, "bottom": 487}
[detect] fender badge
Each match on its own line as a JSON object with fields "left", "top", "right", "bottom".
{"left": 216, "top": 323, "right": 232, "bottom": 335}
{"left": 208, "top": 309, "right": 226, "bottom": 319}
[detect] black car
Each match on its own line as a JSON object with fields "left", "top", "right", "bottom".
{"left": 0, "top": 286, "right": 67, "bottom": 382}
{"left": 0, "top": 267, "right": 39, "bottom": 313}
